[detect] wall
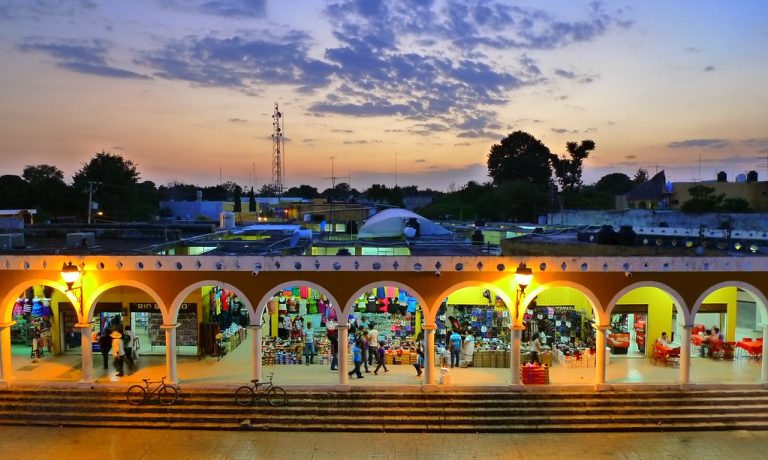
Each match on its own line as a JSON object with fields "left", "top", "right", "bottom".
{"left": 616, "top": 287, "right": 675, "bottom": 357}
{"left": 547, "top": 209, "right": 768, "bottom": 231}
{"left": 671, "top": 181, "right": 768, "bottom": 211}
{"left": 702, "top": 287, "right": 737, "bottom": 341}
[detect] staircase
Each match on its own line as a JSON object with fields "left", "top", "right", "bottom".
{"left": 2, "top": 387, "right": 768, "bottom": 432}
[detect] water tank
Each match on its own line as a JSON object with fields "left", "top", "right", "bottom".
{"left": 219, "top": 211, "right": 235, "bottom": 230}
{"left": 717, "top": 171, "right": 727, "bottom": 182}
{"left": 747, "top": 170, "right": 758, "bottom": 182}
{"left": 736, "top": 174, "right": 747, "bottom": 183}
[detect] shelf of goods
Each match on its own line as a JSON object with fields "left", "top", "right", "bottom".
{"left": 520, "top": 364, "right": 549, "bottom": 384}
{"left": 472, "top": 350, "right": 510, "bottom": 368}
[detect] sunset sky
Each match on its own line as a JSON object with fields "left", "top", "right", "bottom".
{"left": 1, "top": 0, "right": 767, "bottom": 192}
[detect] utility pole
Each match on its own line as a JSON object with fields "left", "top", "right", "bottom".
{"left": 87, "top": 181, "right": 95, "bottom": 224}
{"left": 325, "top": 156, "right": 342, "bottom": 237}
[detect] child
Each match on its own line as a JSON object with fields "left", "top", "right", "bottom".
{"left": 348, "top": 339, "right": 364, "bottom": 379}
{"left": 374, "top": 341, "right": 389, "bottom": 375}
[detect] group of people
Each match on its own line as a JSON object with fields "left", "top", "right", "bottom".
{"left": 447, "top": 328, "right": 476, "bottom": 368}
{"left": 96, "top": 325, "right": 136, "bottom": 377}
{"left": 698, "top": 326, "right": 724, "bottom": 358}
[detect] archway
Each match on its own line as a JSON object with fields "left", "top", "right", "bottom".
{"left": 689, "top": 282, "right": 768, "bottom": 384}
{"left": 605, "top": 283, "right": 689, "bottom": 384}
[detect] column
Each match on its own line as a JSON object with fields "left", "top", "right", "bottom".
{"left": 162, "top": 324, "right": 179, "bottom": 385}
{"left": 594, "top": 325, "right": 608, "bottom": 385}
{"left": 423, "top": 325, "right": 436, "bottom": 385}
{"left": 678, "top": 325, "right": 692, "bottom": 385}
{"left": 249, "top": 324, "right": 262, "bottom": 382}
{"left": 78, "top": 323, "right": 94, "bottom": 383}
{"left": 0, "top": 322, "right": 15, "bottom": 386}
{"left": 762, "top": 324, "right": 768, "bottom": 384}
{"left": 510, "top": 325, "right": 524, "bottom": 386}
{"left": 337, "top": 325, "right": 349, "bottom": 385}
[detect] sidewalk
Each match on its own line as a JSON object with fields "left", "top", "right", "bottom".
{"left": 0, "top": 426, "right": 765, "bottom": 459}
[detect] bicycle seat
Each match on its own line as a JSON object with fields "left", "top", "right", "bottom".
{"left": 142, "top": 378, "right": 151, "bottom": 383}
{"left": 250, "top": 379, "right": 260, "bottom": 384}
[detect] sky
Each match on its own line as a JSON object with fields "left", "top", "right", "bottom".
{"left": 1, "top": 0, "right": 767, "bottom": 193}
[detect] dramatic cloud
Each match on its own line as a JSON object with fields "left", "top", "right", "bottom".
{"left": 17, "top": 38, "right": 149, "bottom": 79}
{"left": 160, "top": 0, "right": 267, "bottom": 18}
{"left": 667, "top": 139, "right": 730, "bottom": 149}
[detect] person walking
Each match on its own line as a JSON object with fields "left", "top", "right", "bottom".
{"left": 348, "top": 339, "right": 364, "bottom": 379}
{"left": 98, "top": 330, "right": 112, "bottom": 370}
{"left": 367, "top": 324, "right": 379, "bottom": 367}
{"left": 303, "top": 321, "right": 316, "bottom": 365}
{"left": 413, "top": 335, "right": 425, "bottom": 377}
{"left": 449, "top": 329, "right": 462, "bottom": 368}
{"left": 123, "top": 325, "right": 136, "bottom": 369}
{"left": 110, "top": 330, "right": 125, "bottom": 377}
{"left": 327, "top": 320, "right": 338, "bottom": 370}
{"left": 373, "top": 341, "right": 389, "bottom": 375}
{"left": 361, "top": 330, "right": 371, "bottom": 373}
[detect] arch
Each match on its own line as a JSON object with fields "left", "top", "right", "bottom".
{"left": 429, "top": 280, "right": 515, "bottom": 326}
{"left": 691, "top": 281, "right": 768, "bottom": 324}
{"left": 1, "top": 278, "right": 70, "bottom": 323}
{"left": 343, "top": 281, "right": 429, "bottom": 326}
{"left": 524, "top": 280, "right": 605, "bottom": 326}
{"left": 252, "top": 280, "right": 342, "bottom": 324}
{"left": 169, "top": 280, "right": 255, "bottom": 325}
{"left": 89, "top": 280, "right": 167, "bottom": 323}
{"left": 605, "top": 281, "right": 690, "bottom": 325}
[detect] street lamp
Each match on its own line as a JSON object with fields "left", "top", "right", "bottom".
{"left": 60, "top": 261, "right": 84, "bottom": 315}
{"left": 513, "top": 262, "right": 533, "bottom": 327}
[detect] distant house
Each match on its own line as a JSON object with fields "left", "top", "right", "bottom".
{"left": 669, "top": 171, "right": 768, "bottom": 211}
{"left": 618, "top": 171, "right": 670, "bottom": 210}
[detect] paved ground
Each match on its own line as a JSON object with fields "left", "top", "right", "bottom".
{"left": 0, "top": 427, "right": 766, "bottom": 459}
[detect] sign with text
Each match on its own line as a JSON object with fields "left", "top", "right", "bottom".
{"left": 129, "top": 303, "right": 196, "bottom": 313}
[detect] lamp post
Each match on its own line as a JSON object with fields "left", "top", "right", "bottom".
{"left": 61, "top": 261, "right": 94, "bottom": 382}
{"left": 511, "top": 262, "right": 533, "bottom": 386}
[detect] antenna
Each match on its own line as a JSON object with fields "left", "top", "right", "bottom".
{"left": 394, "top": 151, "right": 398, "bottom": 187}
{"left": 270, "top": 102, "right": 284, "bottom": 196}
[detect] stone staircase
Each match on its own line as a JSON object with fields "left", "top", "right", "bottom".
{"left": 1, "top": 387, "right": 768, "bottom": 432}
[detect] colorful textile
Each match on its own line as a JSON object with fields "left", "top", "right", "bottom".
{"left": 300, "top": 286, "right": 309, "bottom": 299}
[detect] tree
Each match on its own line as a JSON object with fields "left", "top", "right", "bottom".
{"left": 487, "top": 131, "right": 553, "bottom": 186}
{"left": 22, "top": 164, "right": 64, "bottom": 183}
{"left": 72, "top": 151, "right": 152, "bottom": 221}
{"left": 594, "top": 173, "right": 634, "bottom": 195}
{"left": 248, "top": 187, "right": 256, "bottom": 212}
{"left": 233, "top": 187, "right": 242, "bottom": 212}
{"left": 681, "top": 185, "right": 723, "bottom": 213}
{"left": 0, "top": 175, "right": 29, "bottom": 209}
{"left": 21, "top": 164, "right": 79, "bottom": 220}
{"left": 285, "top": 184, "right": 320, "bottom": 199}
{"left": 719, "top": 197, "right": 751, "bottom": 213}
{"left": 633, "top": 168, "right": 649, "bottom": 184}
{"left": 549, "top": 140, "right": 595, "bottom": 192}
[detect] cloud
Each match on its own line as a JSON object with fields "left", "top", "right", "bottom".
{"left": 17, "top": 38, "right": 150, "bottom": 79}
{"left": 742, "top": 138, "right": 768, "bottom": 147}
{"left": 667, "top": 139, "right": 730, "bottom": 149}
{"left": 457, "top": 130, "right": 502, "bottom": 139}
{"left": 555, "top": 68, "right": 577, "bottom": 79}
{"left": 414, "top": 159, "right": 426, "bottom": 163}
{"left": 683, "top": 47, "right": 701, "bottom": 53}
{"left": 703, "top": 65, "right": 715, "bottom": 72}
{"left": 551, "top": 128, "right": 578, "bottom": 134}
{"left": 229, "top": 118, "right": 247, "bottom": 123}
{"left": 160, "top": 0, "right": 266, "bottom": 18}
{"left": 0, "top": 0, "right": 97, "bottom": 21}
{"left": 112, "top": 146, "right": 125, "bottom": 151}
{"left": 625, "top": 155, "right": 636, "bottom": 160}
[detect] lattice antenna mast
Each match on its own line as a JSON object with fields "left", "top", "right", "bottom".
{"left": 270, "top": 102, "right": 284, "bottom": 196}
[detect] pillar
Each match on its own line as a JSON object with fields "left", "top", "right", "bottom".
{"left": 162, "top": 323, "right": 179, "bottom": 385}
{"left": 594, "top": 325, "right": 608, "bottom": 385}
{"left": 250, "top": 324, "right": 262, "bottom": 382}
{"left": 78, "top": 324, "right": 93, "bottom": 383}
{"left": 510, "top": 325, "right": 523, "bottom": 386}
{"left": 337, "top": 325, "right": 349, "bottom": 385}
{"left": 762, "top": 324, "right": 768, "bottom": 384}
{"left": 424, "top": 325, "right": 436, "bottom": 385}
{"left": 0, "top": 322, "right": 15, "bottom": 386}
{"left": 679, "top": 325, "right": 692, "bottom": 385}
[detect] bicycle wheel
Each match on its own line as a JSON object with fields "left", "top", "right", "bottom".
{"left": 234, "top": 386, "right": 255, "bottom": 406}
{"left": 266, "top": 386, "right": 287, "bottom": 407}
{"left": 126, "top": 385, "right": 147, "bottom": 405}
{"left": 158, "top": 385, "right": 179, "bottom": 406}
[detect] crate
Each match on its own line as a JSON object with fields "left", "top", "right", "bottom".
{"left": 520, "top": 365, "right": 549, "bottom": 384}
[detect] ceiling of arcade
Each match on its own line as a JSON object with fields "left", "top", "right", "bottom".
{"left": 2, "top": 255, "right": 768, "bottom": 326}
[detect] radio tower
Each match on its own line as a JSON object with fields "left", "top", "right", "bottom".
{"left": 270, "top": 102, "right": 285, "bottom": 196}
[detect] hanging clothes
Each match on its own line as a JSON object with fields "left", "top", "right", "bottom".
{"left": 300, "top": 286, "right": 310, "bottom": 299}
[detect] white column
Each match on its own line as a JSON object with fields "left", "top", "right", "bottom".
{"left": 424, "top": 325, "right": 436, "bottom": 385}
{"left": 250, "top": 324, "right": 263, "bottom": 382}
{"left": 595, "top": 325, "right": 608, "bottom": 385}
{"left": 679, "top": 325, "right": 692, "bottom": 385}
{"left": 762, "top": 324, "right": 768, "bottom": 384}
{"left": 511, "top": 325, "right": 523, "bottom": 386}
{"left": 0, "top": 322, "right": 15, "bottom": 386}
{"left": 162, "top": 324, "right": 179, "bottom": 385}
{"left": 337, "top": 325, "right": 349, "bottom": 385}
{"left": 78, "top": 324, "right": 93, "bottom": 383}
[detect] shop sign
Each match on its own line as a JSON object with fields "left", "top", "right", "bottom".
{"left": 129, "top": 303, "right": 196, "bottom": 313}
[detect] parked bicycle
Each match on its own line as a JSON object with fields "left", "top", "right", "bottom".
{"left": 126, "top": 376, "right": 179, "bottom": 406}
{"left": 234, "top": 372, "right": 287, "bottom": 406}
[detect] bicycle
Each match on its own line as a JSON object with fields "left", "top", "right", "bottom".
{"left": 234, "top": 372, "right": 287, "bottom": 407}
{"left": 126, "top": 376, "right": 179, "bottom": 406}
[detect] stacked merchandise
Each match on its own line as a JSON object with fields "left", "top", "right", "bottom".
{"left": 520, "top": 363, "right": 549, "bottom": 384}
{"left": 220, "top": 324, "right": 246, "bottom": 353}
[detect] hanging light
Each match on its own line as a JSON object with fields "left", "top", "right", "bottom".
{"left": 60, "top": 261, "right": 81, "bottom": 290}
{"left": 514, "top": 262, "right": 533, "bottom": 293}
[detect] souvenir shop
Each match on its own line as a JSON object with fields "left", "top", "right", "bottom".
{"left": 129, "top": 302, "right": 200, "bottom": 355}
{"left": 523, "top": 300, "right": 596, "bottom": 363}
{"left": 199, "top": 286, "right": 248, "bottom": 358}
{"left": 261, "top": 285, "right": 336, "bottom": 366}
{"left": 350, "top": 286, "right": 423, "bottom": 347}
{"left": 437, "top": 288, "right": 511, "bottom": 368}
{"left": 10, "top": 286, "right": 55, "bottom": 359}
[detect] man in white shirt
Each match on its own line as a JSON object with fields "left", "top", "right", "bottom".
{"left": 367, "top": 323, "right": 379, "bottom": 367}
